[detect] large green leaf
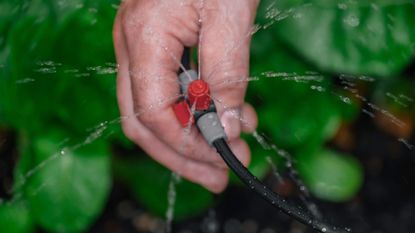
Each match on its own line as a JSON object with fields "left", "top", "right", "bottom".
{"left": 297, "top": 148, "right": 363, "bottom": 201}
{"left": 1, "top": 16, "right": 59, "bottom": 131}
{"left": 114, "top": 157, "right": 214, "bottom": 220}
{"left": 249, "top": 31, "right": 350, "bottom": 149}
{"left": 24, "top": 130, "right": 111, "bottom": 233}
{"left": 263, "top": 0, "right": 415, "bottom": 77}
{"left": 1, "top": 4, "right": 121, "bottom": 137}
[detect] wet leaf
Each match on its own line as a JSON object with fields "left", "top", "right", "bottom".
{"left": 269, "top": 0, "right": 415, "bottom": 77}
{"left": 251, "top": 74, "right": 343, "bottom": 149}
{"left": 1, "top": 5, "right": 120, "bottom": 136}
{"left": 1, "top": 16, "right": 58, "bottom": 131}
{"left": 24, "top": 130, "right": 111, "bottom": 233}
{"left": 249, "top": 29, "right": 350, "bottom": 149}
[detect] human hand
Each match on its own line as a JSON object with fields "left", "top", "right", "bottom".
{"left": 113, "top": 0, "right": 258, "bottom": 193}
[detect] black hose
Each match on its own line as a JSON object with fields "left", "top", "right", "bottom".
{"left": 212, "top": 138, "right": 347, "bottom": 233}
{"left": 181, "top": 47, "right": 191, "bottom": 70}
{"left": 180, "top": 46, "right": 347, "bottom": 233}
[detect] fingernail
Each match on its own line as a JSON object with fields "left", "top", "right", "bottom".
{"left": 220, "top": 110, "right": 241, "bottom": 140}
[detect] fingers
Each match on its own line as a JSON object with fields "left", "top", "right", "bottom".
{"left": 122, "top": 110, "right": 230, "bottom": 193}
{"left": 119, "top": 2, "right": 229, "bottom": 166}
{"left": 199, "top": 0, "right": 258, "bottom": 139}
{"left": 114, "top": 0, "right": 259, "bottom": 193}
{"left": 114, "top": 16, "right": 229, "bottom": 193}
{"left": 241, "top": 103, "right": 258, "bottom": 133}
{"left": 220, "top": 103, "right": 258, "bottom": 140}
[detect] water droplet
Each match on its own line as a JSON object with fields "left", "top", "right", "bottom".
{"left": 343, "top": 14, "right": 360, "bottom": 27}
{"left": 293, "top": 12, "right": 302, "bottom": 19}
{"left": 311, "top": 85, "right": 325, "bottom": 92}
{"left": 341, "top": 96, "right": 351, "bottom": 104}
{"left": 338, "top": 3, "right": 347, "bottom": 10}
{"left": 16, "top": 78, "right": 35, "bottom": 84}
{"left": 322, "top": 227, "right": 327, "bottom": 232}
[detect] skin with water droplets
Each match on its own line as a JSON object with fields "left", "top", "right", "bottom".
{"left": 113, "top": 0, "right": 259, "bottom": 193}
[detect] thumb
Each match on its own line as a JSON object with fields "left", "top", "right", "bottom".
{"left": 199, "top": 0, "right": 257, "bottom": 140}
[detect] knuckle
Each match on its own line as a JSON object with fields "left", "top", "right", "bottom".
{"left": 181, "top": 143, "right": 197, "bottom": 158}
{"left": 177, "top": 143, "right": 190, "bottom": 157}
{"left": 138, "top": 113, "right": 159, "bottom": 128}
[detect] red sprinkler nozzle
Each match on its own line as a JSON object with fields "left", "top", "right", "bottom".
{"left": 188, "top": 79, "right": 211, "bottom": 111}
{"left": 173, "top": 100, "right": 193, "bottom": 127}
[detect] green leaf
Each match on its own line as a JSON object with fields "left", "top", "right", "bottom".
{"left": 0, "top": 200, "right": 34, "bottom": 233}
{"left": 248, "top": 28, "right": 350, "bottom": 149}
{"left": 24, "top": 130, "right": 111, "bottom": 233}
{"left": 270, "top": 0, "right": 415, "bottom": 77}
{"left": 1, "top": 16, "right": 58, "bottom": 131}
{"left": 297, "top": 148, "right": 363, "bottom": 202}
{"left": 1, "top": 3, "right": 120, "bottom": 136}
{"left": 114, "top": 157, "right": 213, "bottom": 220}
{"left": 251, "top": 78, "right": 343, "bottom": 149}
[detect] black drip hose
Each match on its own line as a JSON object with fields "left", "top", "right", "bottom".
{"left": 212, "top": 138, "right": 347, "bottom": 233}
{"left": 179, "top": 47, "right": 347, "bottom": 233}
{"left": 181, "top": 47, "right": 191, "bottom": 70}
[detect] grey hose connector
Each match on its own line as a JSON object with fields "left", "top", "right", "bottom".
{"left": 179, "top": 70, "right": 198, "bottom": 96}
{"left": 196, "top": 112, "right": 227, "bottom": 146}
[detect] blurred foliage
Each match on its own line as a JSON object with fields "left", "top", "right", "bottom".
{"left": 271, "top": 0, "right": 415, "bottom": 77}
{"left": 114, "top": 158, "right": 214, "bottom": 220}
{"left": 0, "top": 200, "right": 34, "bottom": 233}
{"left": 22, "top": 130, "right": 111, "bottom": 233}
{"left": 0, "top": 0, "right": 414, "bottom": 232}
{"left": 297, "top": 148, "right": 363, "bottom": 201}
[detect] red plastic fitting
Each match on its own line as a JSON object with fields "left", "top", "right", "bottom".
{"left": 188, "top": 79, "right": 211, "bottom": 111}
{"left": 173, "top": 100, "right": 194, "bottom": 127}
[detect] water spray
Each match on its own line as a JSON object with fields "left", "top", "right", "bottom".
{"left": 172, "top": 48, "right": 348, "bottom": 233}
